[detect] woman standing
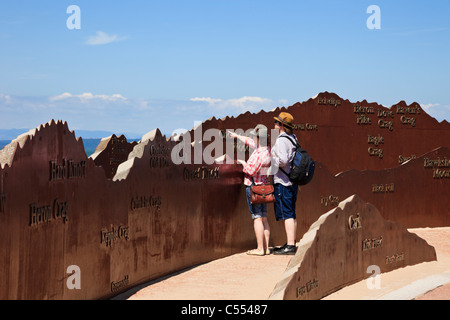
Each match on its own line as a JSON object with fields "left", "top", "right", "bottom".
{"left": 229, "top": 124, "right": 272, "bottom": 256}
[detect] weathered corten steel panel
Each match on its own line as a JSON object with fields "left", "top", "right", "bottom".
{"left": 270, "top": 195, "right": 437, "bottom": 300}
{"left": 0, "top": 92, "right": 447, "bottom": 299}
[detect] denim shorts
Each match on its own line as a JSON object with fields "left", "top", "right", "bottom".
{"left": 245, "top": 186, "right": 268, "bottom": 220}
{"left": 274, "top": 183, "right": 298, "bottom": 221}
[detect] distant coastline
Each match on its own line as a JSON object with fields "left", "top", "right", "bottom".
{"left": 0, "top": 127, "right": 142, "bottom": 158}
{"left": 0, "top": 138, "right": 139, "bottom": 158}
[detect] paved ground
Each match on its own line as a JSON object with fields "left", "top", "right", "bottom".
{"left": 325, "top": 227, "right": 450, "bottom": 300}
{"left": 118, "top": 253, "right": 292, "bottom": 300}
{"left": 116, "top": 227, "right": 450, "bottom": 300}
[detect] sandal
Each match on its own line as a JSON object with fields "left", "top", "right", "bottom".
{"left": 246, "top": 249, "right": 265, "bottom": 256}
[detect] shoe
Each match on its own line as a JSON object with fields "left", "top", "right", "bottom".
{"left": 273, "top": 244, "right": 297, "bottom": 255}
{"left": 246, "top": 249, "right": 265, "bottom": 256}
{"left": 273, "top": 243, "right": 287, "bottom": 253}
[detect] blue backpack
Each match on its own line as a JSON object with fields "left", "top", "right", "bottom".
{"left": 279, "top": 135, "right": 315, "bottom": 186}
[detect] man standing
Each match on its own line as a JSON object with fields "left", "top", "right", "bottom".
{"left": 271, "top": 112, "right": 298, "bottom": 255}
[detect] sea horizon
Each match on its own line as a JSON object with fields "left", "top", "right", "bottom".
{"left": 0, "top": 138, "right": 139, "bottom": 158}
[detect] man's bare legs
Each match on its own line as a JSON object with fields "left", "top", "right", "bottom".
{"left": 285, "top": 218, "right": 297, "bottom": 246}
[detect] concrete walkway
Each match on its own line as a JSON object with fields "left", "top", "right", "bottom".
{"left": 116, "top": 227, "right": 450, "bottom": 300}
{"left": 325, "top": 227, "right": 450, "bottom": 300}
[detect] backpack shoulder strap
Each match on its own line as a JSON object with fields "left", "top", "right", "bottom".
{"left": 277, "top": 135, "right": 300, "bottom": 179}
{"left": 279, "top": 166, "right": 289, "bottom": 177}
{"left": 279, "top": 135, "right": 300, "bottom": 148}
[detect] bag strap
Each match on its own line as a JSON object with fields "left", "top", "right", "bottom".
{"left": 277, "top": 135, "right": 300, "bottom": 178}
{"left": 279, "top": 135, "right": 301, "bottom": 149}
{"left": 251, "top": 175, "right": 273, "bottom": 186}
{"left": 279, "top": 167, "right": 289, "bottom": 178}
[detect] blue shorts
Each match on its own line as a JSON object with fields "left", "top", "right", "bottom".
{"left": 274, "top": 183, "right": 298, "bottom": 221}
{"left": 245, "top": 186, "right": 268, "bottom": 220}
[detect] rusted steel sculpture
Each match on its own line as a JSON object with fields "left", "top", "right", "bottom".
{"left": 0, "top": 92, "right": 447, "bottom": 299}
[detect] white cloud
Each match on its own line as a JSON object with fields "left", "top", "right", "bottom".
{"left": 0, "top": 93, "right": 289, "bottom": 138}
{"left": 226, "top": 96, "right": 273, "bottom": 111}
{"left": 190, "top": 96, "right": 277, "bottom": 114}
{"left": 421, "top": 103, "right": 450, "bottom": 122}
{"left": 50, "top": 92, "right": 73, "bottom": 101}
{"left": 0, "top": 93, "right": 12, "bottom": 104}
{"left": 50, "top": 92, "right": 127, "bottom": 103}
{"left": 85, "top": 31, "right": 128, "bottom": 46}
{"left": 421, "top": 103, "right": 440, "bottom": 111}
{"left": 190, "top": 97, "right": 223, "bottom": 105}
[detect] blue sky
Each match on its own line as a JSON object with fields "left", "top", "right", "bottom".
{"left": 0, "top": 0, "right": 449, "bottom": 137}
